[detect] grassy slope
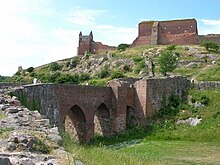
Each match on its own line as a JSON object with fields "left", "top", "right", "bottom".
{"left": 63, "top": 90, "right": 220, "bottom": 164}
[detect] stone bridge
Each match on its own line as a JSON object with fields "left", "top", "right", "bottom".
{"left": 13, "top": 76, "right": 190, "bottom": 143}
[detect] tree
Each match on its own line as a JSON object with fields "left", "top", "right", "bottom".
{"left": 117, "top": 43, "right": 129, "bottom": 51}
{"left": 27, "top": 67, "right": 34, "bottom": 73}
{"left": 158, "top": 50, "right": 177, "bottom": 76}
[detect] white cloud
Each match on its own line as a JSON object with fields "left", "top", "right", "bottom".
{"left": 199, "top": 19, "right": 220, "bottom": 35}
{"left": 68, "top": 8, "right": 106, "bottom": 26}
{"left": 68, "top": 8, "right": 137, "bottom": 46}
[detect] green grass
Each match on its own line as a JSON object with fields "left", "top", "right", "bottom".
{"left": 62, "top": 89, "right": 220, "bottom": 164}
{"left": 0, "top": 112, "right": 5, "bottom": 119}
{"left": 196, "top": 64, "right": 220, "bottom": 81}
{"left": 0, "top": 127, "right": 13, "bottom": 139}
{"left": 119, "top": 140, "right": 220, "bottom": 165}
{"left": 173, "top": 67, "right": 202, "bottom": 77}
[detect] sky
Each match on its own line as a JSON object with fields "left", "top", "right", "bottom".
{"left": 1, "top": 0, "right": 220, "bottom": 76}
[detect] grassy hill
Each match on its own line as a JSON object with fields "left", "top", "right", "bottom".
{"left": 3, "top": 44, "right": 220, "bottom": 85}
{"left": 3, "top": 44, "right": 220, "bottom": 164}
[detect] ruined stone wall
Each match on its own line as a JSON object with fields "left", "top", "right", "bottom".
{"left": 158, "top": 19, "right": 198, "bottom": 45}
{"left": 77, "top": 41, "right": 91, "bottom": 55}
{"left": 131, "top": 19, "right": 198, "bottom": 47}
{"left": 0, "top": 82, "right": 28, "bottom": 89}
{"left": 135, "top": 77, "right": 190, "bottom": 117}
{"left": 198, "top": 34, "right": 220, "bottom": 44}
{"left": 193, "top": 81, "right": 220, "bottom": 90}
{"left": 14, "top": 84, "right": 59, "bottom": 125}
{"left": 91, "top": 42, "right": 115, "bottom": 54}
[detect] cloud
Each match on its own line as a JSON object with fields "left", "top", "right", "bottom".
{"left": 68, "top": 8, "right": 106, "bottom": 26}
{"left": 199, "top": 19, "right": 220, "bottom": 35}
{"left": 68, "top": 8, "right": 137, "bottom": 46}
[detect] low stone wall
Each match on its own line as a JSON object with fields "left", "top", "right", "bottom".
{"left": 193, "top": 81, "right": 220, "bottom": 90}
{"left": 14, "top": 84, "right": 59, "bottom": 125}
{"left": 0, "top": 82, "right": 28, "bottom": 89}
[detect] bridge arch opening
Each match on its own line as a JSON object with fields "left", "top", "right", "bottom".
{"left": 126, "top": 106, "right": 139, "bottom": 128}
{"left": 64, "top": 105, "right": 86, "bottom": 143}
{"left": 94, "top": 103, "right": 111, "bottom": 136}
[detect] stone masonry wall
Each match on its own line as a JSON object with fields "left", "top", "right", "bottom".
{"left": 193, "top": 81, "right": 220, "bottom": 90}
{"left": 14, "top": 84, "right": 59, "bottom": 125}
{"left": 136, "top": 76, "right": 191, "bottom": 117}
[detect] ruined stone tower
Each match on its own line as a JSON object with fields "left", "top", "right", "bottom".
{"left": 77, "top": 31, "right": 115, "bottom": 55}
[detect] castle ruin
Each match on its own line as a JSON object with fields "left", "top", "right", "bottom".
{"left": 77, "top": 31, "right": 115, "bottom": 55}
{"left": 77, "top": 19, "right": 220, "bottom": 55}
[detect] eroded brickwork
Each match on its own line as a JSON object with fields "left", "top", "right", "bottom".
{"left": 15, "top": 76, "right": 190, "bottom": 143}
{"left": 132, "top": 19, "right": 198, "bottom": 46}
{"left": 77, "top": 31, "right": 115, "bottom": 55}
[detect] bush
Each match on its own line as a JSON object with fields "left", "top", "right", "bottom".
{"left": 48, "top": 72, "right": 61, "bottom": 83}
{"left": 110, "top": 70, "right": 125, "bottom": 79}
{"left": 27, "top": 67, "right": 34, "bottom": 73}
{"left": 55, "top": 74, "right": 79, "bottom": 84}
{"left": 134, "top": 61, "right": 146, "bottom": 74}
{"left": 166, "top": 45, "right": 176, "bottom": 51}
{"left": 49, "top": 62, "right": 61, "bottom": 71}
{"left": 201, "top": 41, "right": 219, "bottom": 51}
{"left": 70, "top": 56, "right": 80, "bottom": 68}
{"left": 79, "top": 73, "right": 90, "bottom": 82}
{"left": 117, "top": 43, "right": 129, "bottom": 51}
{"left": 88, "top": 79, "right": 107, "bottom": 86}
{"left": 133, "top": 57, "right": 144, "bottom": 63}
{"left": 158, "top": 50, "right": 177, "bottom": 76}
{"left": 98, "top": 68, "right": 110, "bottom": 78}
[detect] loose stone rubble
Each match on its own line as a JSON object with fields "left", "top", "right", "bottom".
{"left": 0, "top": 87, "right": 74, "bottom": 165}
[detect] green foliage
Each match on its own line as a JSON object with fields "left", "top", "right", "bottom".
{"left": 0, "top": 112, "right": 6, "bottom": 120}
{"left": 158, "top": 95, "right": 181, "bottom": 118}
{"left": 132, "top": 56, "right": 144, "bottom": 63}
{"left": 79, "top": 73, "right": 90, "bottom": 82}
{"left": 165, "top": 44, "right": 176, "bottom": 51}
{"left": 88, "top": 79, "right": 107, "bottom": 86}
{"left": 49, "top": 62, "right": 62, "bottom": 71}
{"left": 32, "top": 137, "right": 52, "bottom": 154}
{"left": 196, "top": 64, "right": 220, "bottom": 81}
{"left": 27, "top": 67, "right": 34, "bottom": 73}
{"left": 201, "top": 41, "right": 219, "bottom": 51}
{"left": 110, "top": 70, "right": 125, "bottom": 79}
{"left": 134, "top": 61, "right": 146, "bottom": 74}
{"left": 123, "top": 64, "right": 132, "bottom": 72}
{"left": 158, "top": 50, "right": 177, "bottom": 76}
{"left": 70, "top": 56, "right": 80, "bottom": 68}
{"left": 55, "top": 74, "right": 79, "bottom": 84}
{"left": 117, "top": 43, "right": 129, "bottom": 51}
{"left": 190, "top": 89, "right": 210, "bottom": 105}
{"left": 97, "top": 68, "right": 110, "bottom": 78}
{"left": 0, "top": 128, "right": 13, "bottom": 139}
{"left": 48, "top": 72, "right": 61, "bottom": 83}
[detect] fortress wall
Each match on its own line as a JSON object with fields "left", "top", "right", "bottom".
{"left": 138, "top": 21, "right": 154, "bottom": 36}
{"left": 198, "top": 35, "right": 220, "bottom": 44}
{"left": 91, "top": 42, "right": 115, "bottom": 54}
{"left": 158, "top": 19, "right": 198, "bottom": 45}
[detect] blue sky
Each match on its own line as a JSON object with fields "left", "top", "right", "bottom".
{"left": 1, "top": 0, "right": 220, "bottom": 76}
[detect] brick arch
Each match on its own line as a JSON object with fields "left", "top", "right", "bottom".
{"left": 94, "top": 103, "right": 112, "bottom": 136}
{"left": 64, "top": 105, "right": 86, "bottom": 143}
{"left": 126, "top": 106, "right": 139, "bottom": 128}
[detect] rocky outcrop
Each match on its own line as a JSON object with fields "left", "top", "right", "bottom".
{"left": 0, "top": 87, "right": 74, "bottom": 165}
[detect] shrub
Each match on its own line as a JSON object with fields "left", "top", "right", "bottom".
{"left": 79, "top": 73, "right": 91, "bottom": 82}
{"left": 110, "top": 70, "right": 125, "bottom": 79}
{"left": 49, "top": 62, "right": 61, "bottom": 71}
{"left": 158, "top": 50, "right": 177, "bottom": 76}
{"left": 201, "top": 41, "right": 219, "bottom": 51}
{"left": 55, "top": 74, "right": 79, "bottom": 84}
{"left": 27, "top": 67, "right": 34, "bottom": 73}
{"left": 134, "top": 61, "right": 146, "bottom": 74}
{"left": 88, "top": 79, "right": 107, "bottom": 86}
{"left": 48, "top": 72, "right": 61, "bottom": 83}
{"left": 133, "top": 57, "right": 144, "bottom": 63}
{"left": 117, "top": 43, "right": 129, "bottom": 51}
{"left": 98, "top": 68, "right": 110, "bottom": 78}
{"left": 166, "top": 45, "right": 176, "bottom": 51}
{"left": 32, "top": 137, "right": 52, "bottom": 154}
{"left": 70, "top": 56, "right": 80, "bottom": 68}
